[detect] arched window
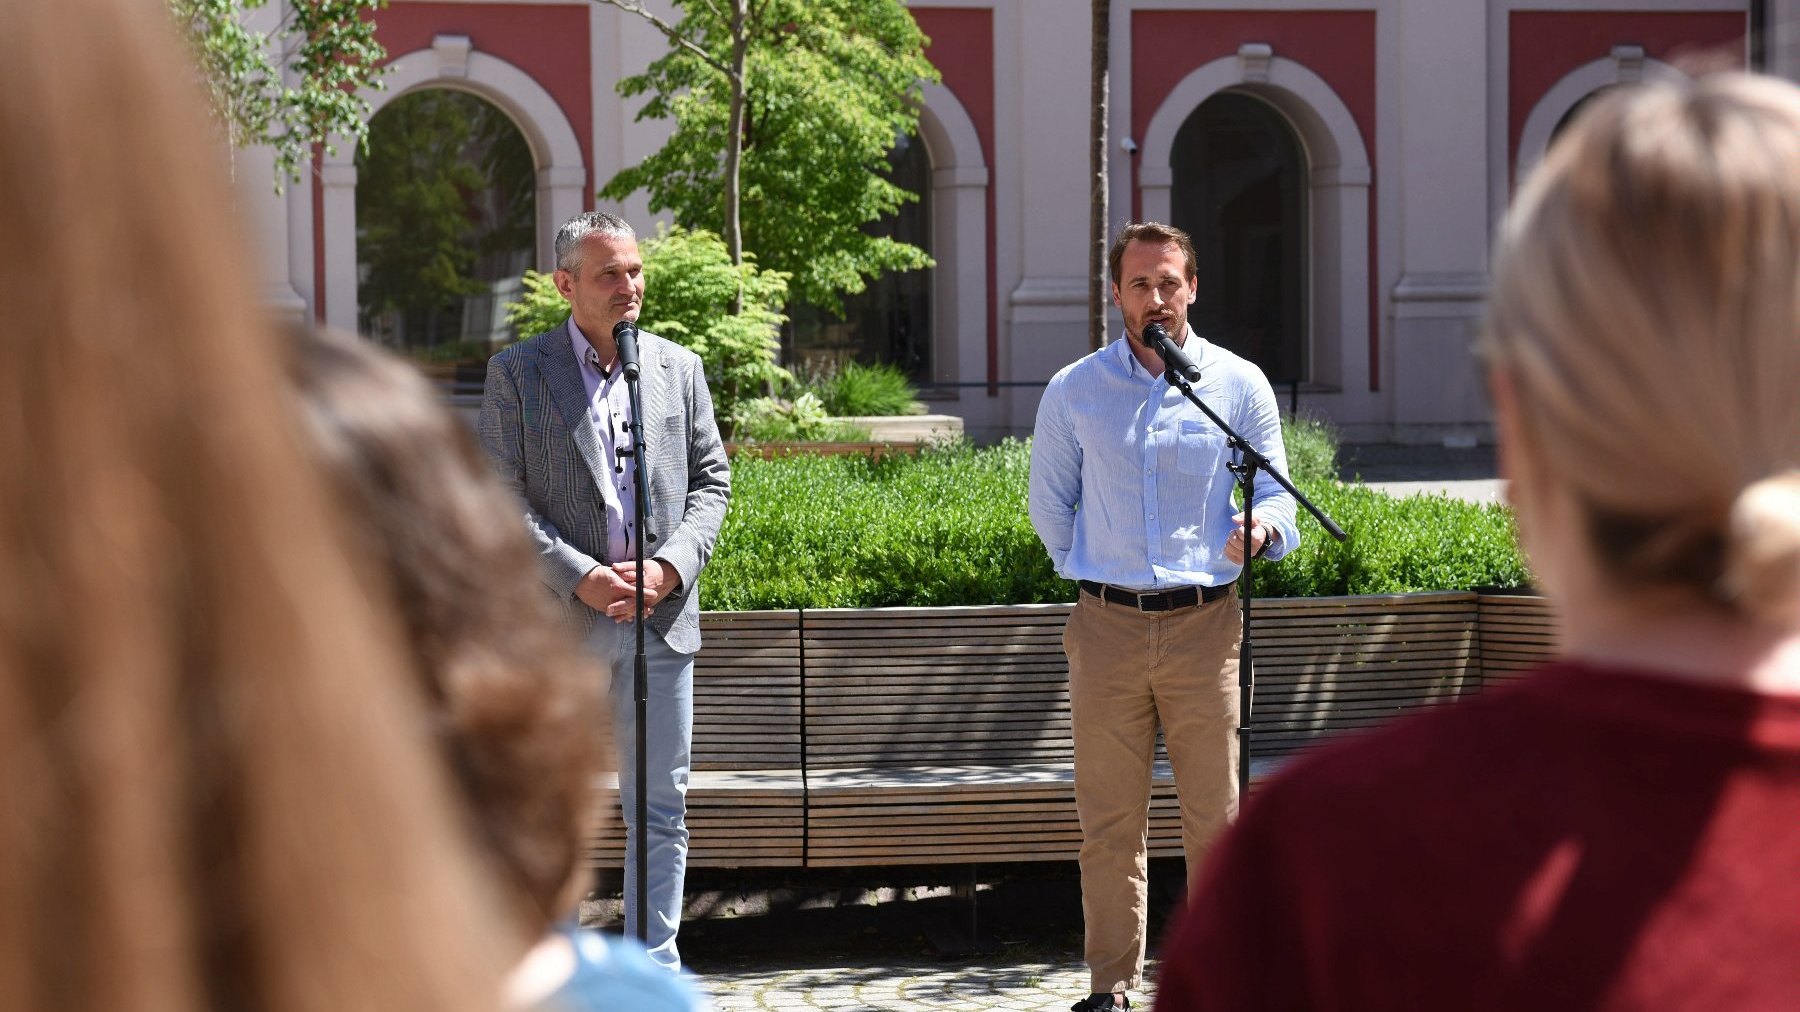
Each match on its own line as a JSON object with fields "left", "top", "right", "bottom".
{"left": 356, "top": 89, "right": 536, "bottom": 389}
{"left": 785, "top": 134, "right": 934, "bottom": 380}
{"left": 1170, "top": 92, "right": 1307, "bottom": 385}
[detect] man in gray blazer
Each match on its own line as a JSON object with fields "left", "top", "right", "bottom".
{"left": 479, "top": 210, "right": 730, "bottom": 971}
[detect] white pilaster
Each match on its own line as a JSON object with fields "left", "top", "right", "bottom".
{"left": 232, "top": 0, "right": 309, "bottom": 322}
{"left": 1389, "top": 0, "right": 1490, "bottom": 442}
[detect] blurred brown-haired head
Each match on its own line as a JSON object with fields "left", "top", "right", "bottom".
{"left": 1486, "top": 74, "right": 1800, "bottom": 626}
{"left": 287, "top": 325, "right": 606, "bottom": 940}
{"left": 0, "top": 0, "right": 509, "bottom": 1008}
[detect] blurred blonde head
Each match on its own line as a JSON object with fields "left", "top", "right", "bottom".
{"left": 1485, "top": 74, "right": 1800, "bottom": 628}
{"left": 0, "top": 1, "right": 508, "bottom": 1009}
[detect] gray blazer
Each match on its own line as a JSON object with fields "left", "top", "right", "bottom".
{"left": 479, "top": 323, "right": 730, "bottom": 654}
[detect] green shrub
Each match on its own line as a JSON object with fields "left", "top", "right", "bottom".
{"left": 797, "top": 360, "right": 924, "bottom": 417}
{"left": 705, "top": 438, "right": 1066, "bottom": 610}
{"left": 639, "top": 227, "right": 791, "bottom": 425}
{"left": 1248, "top": 481, "right": 1529, "bottom": 599}
{"left": 701, "top": 422, "right": 1530, "bottom": 611}
{"left": 502, "top": 227, "right": 791, "bottom": 429}
{"left": 1281, "top": 412, "right": 1339, "bottom": 485}
{"left": 729, "top": 394, "right": 872, "bottom": 443}
{"left": 502, "top": 269, "right": 570, "bottom": 340}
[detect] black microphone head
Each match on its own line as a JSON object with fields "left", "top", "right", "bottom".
{"left": 1143, "top": 319, "right": 1200, "bottom": 383}
{"left": 611, "top": 318, "right": 641, "bottom": 380}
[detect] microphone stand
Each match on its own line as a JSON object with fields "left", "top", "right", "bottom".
{"left": 616, "top": 338, "right": 653, "bottom": 946}
{"left": 1159, "top": 367, "right": 1346, "bottom": 796}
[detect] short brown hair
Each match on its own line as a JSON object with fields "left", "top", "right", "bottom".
{"left": 1109, "top": 221, "right": 1199, "bottom": 285}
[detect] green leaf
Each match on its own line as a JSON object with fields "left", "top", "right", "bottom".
{"left": 702, "top": 424, "right": 1531, "bottom": 610}
{"left": 599, "top": 0, "right": 939, "bottom": 310}
{"left": 167, "top": 0, "right": 389, "bottom": 191}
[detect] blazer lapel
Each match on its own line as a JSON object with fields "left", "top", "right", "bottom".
{"left": 634, "top": 336, "right": 680, "bottom": 547}
{"left": 538, "top": 326, "right": 608, "bottom": 492}
{"left": 637, "top": 335, "right": 670, "bottom": 425}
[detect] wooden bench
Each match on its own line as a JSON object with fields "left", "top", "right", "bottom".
{"left": 591, "top": 592, "right": 1561, "bottom": 871}
{"left": 590, "top": 610, "right": 805, "bottom": 868}
{"left": 801, "top": 604, "right": 1187, "bottom": 867}
{"left": 1248, "top": 592, "right": 1483, "bottom": 761}
{"left": 1476, "top": 592, "right": 1560, "bottom": 683}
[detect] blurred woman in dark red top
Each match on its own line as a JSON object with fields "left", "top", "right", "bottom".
{"left": 1156, "top": 74, "right": 1800, "bottom": 1012}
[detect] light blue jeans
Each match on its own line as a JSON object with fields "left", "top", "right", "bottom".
{"left": 587, "top": 617, "right": 694, "bottom": 973}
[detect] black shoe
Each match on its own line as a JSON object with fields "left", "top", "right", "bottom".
{"left": 1071, "top": 994, "right": 1130, "bottom": 1012}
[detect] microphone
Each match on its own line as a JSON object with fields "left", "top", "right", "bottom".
{"left": 612, "top": 319, "right": 641, "bottom": 381}
{"left": 1142, "top": 321, "right": 1201, "bottom": 384}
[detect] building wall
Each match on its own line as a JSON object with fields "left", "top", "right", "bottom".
{"left": 241, "top": 0, "right": 1758, "bottom": 443}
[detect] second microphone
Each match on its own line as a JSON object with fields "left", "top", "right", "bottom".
{"left": 1142, "top": 321, "right": 1202, "bottom": 384}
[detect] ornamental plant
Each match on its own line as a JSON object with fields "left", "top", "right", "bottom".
{"left": 700, "top": 423, "right": 1529, "bottom": 611}
{"left": 503, "top": 226, "right": 790, "bottom": 427}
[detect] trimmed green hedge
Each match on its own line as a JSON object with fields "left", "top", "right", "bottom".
{"left": 700, "top": 427, "right": 1528, "bottom": 611}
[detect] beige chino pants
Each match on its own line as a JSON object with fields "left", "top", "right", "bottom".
{"left": 1064, "top": 590, "right": 1241, "bottom": 994}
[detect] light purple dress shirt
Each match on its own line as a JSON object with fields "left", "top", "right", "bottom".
{"left": 569, "top": 319, "right": 638, "bottom": 564}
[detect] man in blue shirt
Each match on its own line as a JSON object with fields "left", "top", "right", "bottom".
{"left": 1029, "top": 221, "right": 1299, "bottom": 1012}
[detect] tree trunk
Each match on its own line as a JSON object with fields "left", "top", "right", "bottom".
{"left": 724, "top": 0, "right": 749, "bottom": 314}
{"left": 1088, "top": 0, "right": 1111, "bottom": 350}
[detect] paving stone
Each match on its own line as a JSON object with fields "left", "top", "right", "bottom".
{"left": 698, "top": 958, "right": 1159, "bottom": 1012}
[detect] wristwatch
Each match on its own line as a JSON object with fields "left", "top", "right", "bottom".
{"left": 1254, "top": 525, "right": 1278, "bottom": 559}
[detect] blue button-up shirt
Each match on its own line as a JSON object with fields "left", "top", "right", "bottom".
{"left": 1028, "top": 327, "right": 1299, "bottom": 591}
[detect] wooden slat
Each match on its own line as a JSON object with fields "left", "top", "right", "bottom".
{"left": 589, "top": 594, "right": 1554, "bottom": 871}
{"left": 1478, "top": 595, "right": 1557, "bottom": 684}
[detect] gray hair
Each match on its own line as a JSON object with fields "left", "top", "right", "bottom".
{"left": 554, "top": 211, "right": 636, "bottom": 272}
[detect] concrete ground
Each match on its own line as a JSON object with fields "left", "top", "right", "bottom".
{"left": 590, "top": 442, "right": 1506, "bottom": 1010}
{"left": 1340, "top": 440, "right": 1504, "bottom": 505}
{"left": 588, "top": 862, "right": 1186, "bottom": 1012}
{"left": 695, "top": 954, "right": 1131, "bottom": 1012}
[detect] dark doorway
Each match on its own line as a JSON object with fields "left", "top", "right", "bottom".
{"left": 1170, "top": 91, "right": 1307, "bottom": 385}
{"left": 356, "top": 89, "right": 536, "bottom": 389}
{"left": 785, "top": 133, "right": 933, "bottom": 381}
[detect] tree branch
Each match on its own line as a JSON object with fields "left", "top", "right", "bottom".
{"left": 592, "top": 0, "right": 735, "bottom": 79}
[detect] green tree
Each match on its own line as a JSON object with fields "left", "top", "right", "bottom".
{"left": 638, "top": 227, "right": 792, "bottom": 413}
{"left": 167, "top": 0, "right": 388, "bottom": 189}
{"left": 596, "top": 0, "right": 939, "bottom": 314}
{"left": 505, "top": 227, "right": 790, "bottom": 427}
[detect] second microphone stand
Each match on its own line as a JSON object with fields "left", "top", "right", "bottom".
{"left": 1160, "top": 365, "right": 1346, "bottom": 796}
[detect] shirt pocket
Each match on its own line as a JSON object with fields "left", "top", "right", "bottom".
{"left": 1176, "top": 419, "right": 1227, "bottom": 478}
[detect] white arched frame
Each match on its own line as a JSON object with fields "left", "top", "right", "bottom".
{"left": 913, "top": 80, "right": 990, "bottom": 391}
{"left": 319, "top": 35, "right": 587, "bottom": 332}
{"left": 1515, "top": 47, "right": 1689, "bottom": 184}
{"left": 1139, "top": 49, "right": 1372, "bottom": 392}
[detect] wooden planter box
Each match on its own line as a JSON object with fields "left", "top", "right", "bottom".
{"left": 589, "top": 592, "right": 1559, "bottom": 870}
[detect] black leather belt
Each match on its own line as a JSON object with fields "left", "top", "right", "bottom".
{"left": 1078, "top": 580, "right": 1229, "bottom": 612}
